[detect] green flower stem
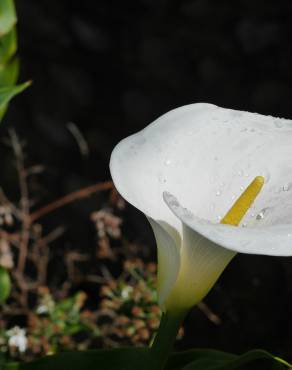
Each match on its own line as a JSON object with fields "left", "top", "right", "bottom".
{"left": 150, "top": 310, "right": 186, "bottom": 370}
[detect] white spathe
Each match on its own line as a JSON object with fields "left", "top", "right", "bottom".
{"left": 110, "top": 103, "right": 292, "bottom": 312}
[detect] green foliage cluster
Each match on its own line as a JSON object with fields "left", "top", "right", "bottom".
{"left": 0, "top": 0, "right": 29, "bottom": 122}
{"left": 26, "top": 289, "right": 100, "bottom": 356}
{"left": 98, "top": 259, "right": 162, "bottom": 347}
{"left": 0, "top": 289, "right": 99, "bottom": 361}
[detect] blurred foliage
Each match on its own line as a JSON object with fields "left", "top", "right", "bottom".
{"left": 0, "top": 0, "right": 29, "bottom": 122}
{"left": 0, "top": 258, "right": 165, "bottom": 362}
{"left": 98, "top": 259, "right": 165, "bottom": 347}
{"left": 26, "top": 288, "right": 99, "bottom": 357}
{"left": 0, "top": 289, "right": 99, "bottom": 361}
{"left": 0, "top": 267, "right": 11, "bottom": 303}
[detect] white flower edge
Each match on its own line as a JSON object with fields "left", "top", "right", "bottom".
{"left": 163, "top": 191, "right": 292, "bottom": 257}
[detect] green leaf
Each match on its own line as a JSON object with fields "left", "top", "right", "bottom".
{"left": 4, "top": 362, "right": 20, "bottom": 370}
{"left": 19, "top": 348, "right": 153, "bottom": 370}
{"left": 0, "top": 266, "right": 11, "bottom": 303}
{"left": 166, "top": 349, "right": 237, "bottom": 370}
{"left": 173, "top": 349, "right": 291, "bottom": 370}
{"left": 0, "top": 81, "right": 31, "bottom": 121}
{"left": 0, "top": 0, "right": 17, "bottom": 37}
{"left": 0, "top": 57, "right": 19, "bottom": 86}
{"left": 0, "top": 26, "right": 17, "bottom": 66}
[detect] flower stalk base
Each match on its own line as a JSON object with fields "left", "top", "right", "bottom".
{"left": 150, "top": 310, "right": 186, "bottom": 370}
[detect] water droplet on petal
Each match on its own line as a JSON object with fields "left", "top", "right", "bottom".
{"left": 282, "top": 183, "right": 291, "bottom": 192}
{"left": 164, "top": 159, "right": 171, "bottom": 166}
{"left": 256, "top": 207, "right": 269, "bottom": 220}
{"left": 216, "top": 190, "right": 221, "bottom": 196}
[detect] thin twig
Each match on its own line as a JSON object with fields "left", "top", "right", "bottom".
{"left": 9, "top": 130, "right": 30, "bottom": 278}
{"left": 29, "top": 181, "right": 113, "bottom": 223}
{"left": 198, "top": 302, "right": 222, "bottom": 325}
{"left": 0, "top": 230, "right": 20, "bottom": 243}
{"left": 67, "top": 122, "right": 89, "bottom": 157}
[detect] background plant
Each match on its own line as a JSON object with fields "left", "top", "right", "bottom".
{"left": 0, "top": 0, "right": 29, "bottom": 120}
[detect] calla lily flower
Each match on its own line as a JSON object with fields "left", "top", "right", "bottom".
{"left": 110, "top": 103, "right": 292, "bottom": 314}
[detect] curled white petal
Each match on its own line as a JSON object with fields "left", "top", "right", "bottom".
{"left": 165, "top": 222, "right": 235, "bottom": 311}
{"left": 163, "top": 191, "right": 292, "bottom": 257}
{"left": 148, "top": 218, "right": 180, "bottom": 309}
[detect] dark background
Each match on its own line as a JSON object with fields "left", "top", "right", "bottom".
{"left": 2, "top": 0, "right": 292, "bottom": 358}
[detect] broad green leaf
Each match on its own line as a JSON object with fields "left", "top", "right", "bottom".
{"left": 0, "top": 81, "right": 31, "bottom": 121}
{"left": 0, "top": 57, "right": 19, "bottom": 86}
{"left": 19, "top": 348, "right": 153, "bottom": 370}
{"left": 4, "top": 362, "right": 20, "bottom": 370}
{"left": 178, "top": 349, "right": 291, "bottom": 370}
{"left": 0, "top": 266, "right": 11, "bottom": 303}
{"left": 0, "top": 0, "right": 16, "bottom": 37}
{"left": 0, "top": 27, "right": 17, "bottom": 66}
{"left": 166, "top": 349, "right": 237, "bottom": 370}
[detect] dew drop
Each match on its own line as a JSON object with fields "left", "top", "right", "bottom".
{"left": 256, "top": 212, "right": 264, "bottom": 220}
{"left": 256, "top": 207, "right": 269, "bottom": 220}
{"left": 238, "top": 170, "right": 243, "bottom": 176}
{"left": 282, "top": 183, "right": 291, "bottom": 192}
{"left": 216, "top": 190, "right": 221, "bottom": 196}
{"left": 158, "top": 174, "right": 167, "bottom": 184}
{"left": 164, "top": 159, "right": 171, "bottom": 166}
{"left": 242, "top": 223, "right": 247, "bottom": 228}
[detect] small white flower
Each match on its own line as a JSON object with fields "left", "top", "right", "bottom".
{"left": 110, "top": 103, "right": 292, "bottom": 313}
{"left": 36, "top": 304, "right": 48, "bottom": 314}
{"left": 7, "top": 326, "right": 28, "bottom": 353}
